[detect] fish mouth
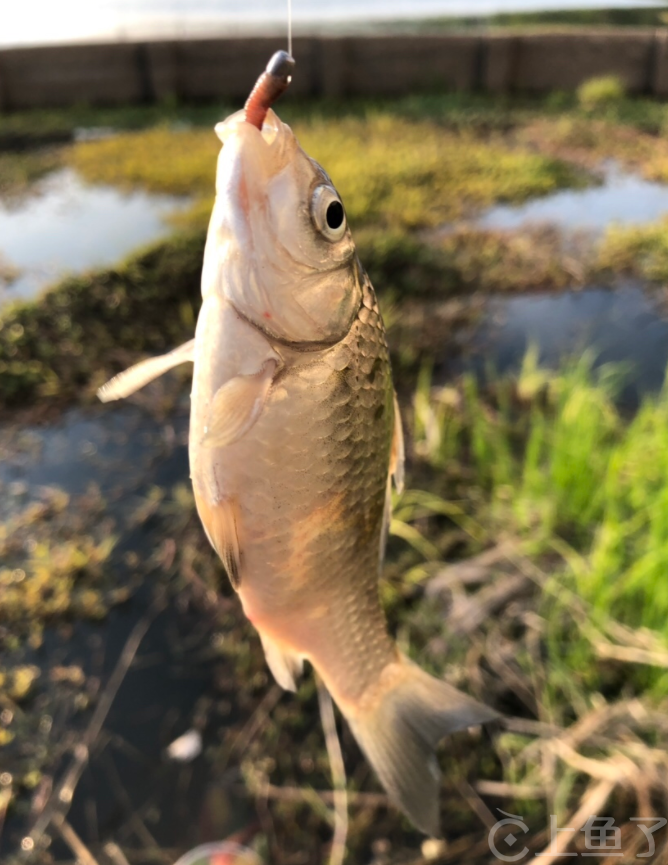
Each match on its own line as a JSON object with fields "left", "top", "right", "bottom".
{"left": 212, "top": 108, "right": 293, "bottom": 259}
{"left": 214, "top": 107, "right": 283, "bottom": 149}
{"left": 212, "top": 108, "right": 292, "bottom": 228}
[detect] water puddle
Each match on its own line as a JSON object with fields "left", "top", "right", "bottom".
{"left": 475, "top": 165, "right": 668, "bottom": 235}
{"left": 445, "top": 281, "right": 668, "bottom": 408}
{"left": 0, "top": 396, "right": 252, "bottom": 859}
{"left": 0, "top": 168, "right": 190, "bottom": 307}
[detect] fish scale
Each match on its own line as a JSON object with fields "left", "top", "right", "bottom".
{"left": 232, "top": 276, "right": 393, "bottom": 632}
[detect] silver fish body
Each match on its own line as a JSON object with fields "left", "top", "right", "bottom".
{"left": 98, "top": 103, "right": 498, "bottom": 838}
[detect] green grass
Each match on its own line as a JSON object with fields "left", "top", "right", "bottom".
{"left": 394, "top": 354, "right": 668, "bottom": 849}
{"left": 296, "top": 116, "right": 581, "bottom": 229}
{"left": 0, "top": 101, "right": 235, "bottom": 148}
{"left": 68, "top": 114, "right": 583, "bottom": 232}
{"left": 0, "top": 149, "right": 60, "bottom": 199}
{"left": 412, "top": 352, "right": 668, "bottom": 694}
{"left": 577, "top": 75, "right": 626, "bottom": 110}
{"left": 445, "top": 6, "right": 668, "bottom": 29}
{"left": 69, "top": 125, "right": 219, "bottom": 197}
{"left": 520, "top": 111, "right": 668, "bottom": 179}
{"left": 597, "top": 217, "right": 668, "bottom": 283}
{"left": 0, "top": 486, "right": 122, "bottom": 645}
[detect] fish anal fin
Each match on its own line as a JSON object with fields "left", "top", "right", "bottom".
{"left": 390, "top": 392, "right": 405, "bottom": 494}
{"left": 259, "top": 632, "right": 304, "bottom": 692}
{"left": 202, "top": 359, "right": 277, "bottom": 449}
{"left": 97, "top": 338, "right": 195, "bottom": 402}
{"left": 346, "top": 659, "right": 499, "bottom": 837}
{"left": 194, "top": 491, "right": 242, "bottom": 590}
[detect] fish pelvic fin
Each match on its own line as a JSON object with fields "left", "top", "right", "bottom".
{"left": 259, "top": 632, "right": 304, "bottom": 692}
{"left": 345, "top": 659, "right": 499, "bottom": 838}
{"left": 193, "top": 491, "right": 242, "bottom": 589}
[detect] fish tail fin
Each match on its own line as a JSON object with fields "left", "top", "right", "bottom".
{"left": 345, "top": 659, "right": 499, "bottom": 837}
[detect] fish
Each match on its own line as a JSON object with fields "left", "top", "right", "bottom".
{"left": 98, "top": 50, "right": 498, "bottom": 837}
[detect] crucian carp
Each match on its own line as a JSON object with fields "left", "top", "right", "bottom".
{"left": 99, "top": 50, "right": 498, "bottom": 837}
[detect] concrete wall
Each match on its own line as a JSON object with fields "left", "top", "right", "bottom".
{"left": 2, "top": 29, "right": 668, "bottom": 110}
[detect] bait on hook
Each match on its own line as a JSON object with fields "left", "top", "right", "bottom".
{"left": 244, "top": 50, "right": 295, "bottom": 130}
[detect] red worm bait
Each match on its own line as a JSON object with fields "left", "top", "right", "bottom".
{"left": 244, "top": 50, "right": 296, "bottom": 130}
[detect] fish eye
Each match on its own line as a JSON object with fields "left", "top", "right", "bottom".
{"left": 311, "top": 185, "right": 347, "bottom": 242}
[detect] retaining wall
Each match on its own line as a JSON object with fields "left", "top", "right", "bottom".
{"left": 2, "top": 30, "right": 668, "bottom": 110}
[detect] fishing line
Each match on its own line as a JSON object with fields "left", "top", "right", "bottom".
{"left": 287, "top": 0, "right": 293, "bottom": 58}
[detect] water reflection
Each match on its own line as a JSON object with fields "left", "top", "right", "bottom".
{"left": 449, "top": 281, "right": 668, "bottom": 407}
{"left": 0, "top": 168, "right": 189, "bottom": 306}
{"left": 476, "top": 165, "right": 668, "bottom": 235}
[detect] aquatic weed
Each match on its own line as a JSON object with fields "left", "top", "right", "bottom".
{"left": 597, "top": 217, "right": 668, "bottom": 283}
{"left": 0, "top": 230, "right": 205, "bottom": 407}
{"left": 577, "top": 75, "right": 627, "bottom": 111}
{"left": 68, "top": 115, "right": 583, "bottom": 230}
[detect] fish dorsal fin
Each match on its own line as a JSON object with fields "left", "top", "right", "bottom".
{"left": 202, "top": 359, "right": 277, "bottom": 449}
{"left": 259, "top": 633, "right": 304, "bottom": 692}
{"left": 380, "top": 472, "right": 393, "bottom": 566}
{"left": 97, "top": 338, "right": 196, "bottom": 402}
{"left": 391, "top": 392, "right": 405, "bottom": 494}
{"left": 380, "top": 394, "right": 405, "bottom": 564}
{"left": 380, "top": 393, "right": 406, "bottom": 565}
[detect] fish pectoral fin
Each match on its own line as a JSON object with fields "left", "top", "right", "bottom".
{"left": 202, "top": 359, "right": 277, "bottom": 449}
{"left": 259, "top": 633, "right": 304, "bottom": 692}
{"left": 390, "top": 392, "right": 405, "bottom": 494}
{"left": 97, "top": 338, "right": 196, "bottom": 402}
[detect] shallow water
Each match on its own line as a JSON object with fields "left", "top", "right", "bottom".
{"left": 0, "top": 168, "right": 189, "bottom": 307}
{"left": 475, "top": 165, "right": 668, "bottom": 235}
{"left": 447, "top": 281, "right": 668, "bottom": 407}
{"left": 0, "top": 397, "right": 251, "bottom": 860}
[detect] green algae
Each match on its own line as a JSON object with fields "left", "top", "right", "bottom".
{"left": 597, "top": 217, "right": 668, "bottom": 284}
{"left": 0, "top": 149, "right": 61, "bottom": 199}
{"left": 68, "top": 114, "right": 583, "bottom": 232}
{"left": 0, "top": 230, "right": 204, "bottom": 407}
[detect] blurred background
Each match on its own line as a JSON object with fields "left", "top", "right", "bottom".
{"left": 4, "top": 0, "right": 667, "bottom": 45}
{"left": 3, "top": 2, "right": 668, "bottom": 865}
